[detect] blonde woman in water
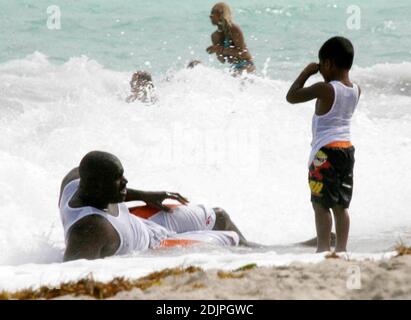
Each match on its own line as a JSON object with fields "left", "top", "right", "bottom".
{"left": 206, "top": 2, "right": 255, "bottom": 75}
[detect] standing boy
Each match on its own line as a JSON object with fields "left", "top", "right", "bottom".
{"left": 286, "top": 37, "right": 361, "bottom": 252}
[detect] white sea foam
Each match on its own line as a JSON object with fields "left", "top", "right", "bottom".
{"left": 0, "top": 53, "right": 410, "bottom": 290}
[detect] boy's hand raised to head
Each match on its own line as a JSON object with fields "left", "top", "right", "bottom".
{"left": 286, "top": 62, "right": 332, "bottom": 104}
{"left": 303, "top": 63, "right": 319, "bottom": 76}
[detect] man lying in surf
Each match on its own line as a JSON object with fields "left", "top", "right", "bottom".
{"left": 206, "top": 2, "right": 255, "bottom": 75}
{"left": 126, "top": 71, "right": 157, "bottom": 104}
{"left": 59, "top": 151, "right": 250, "bottom": 262}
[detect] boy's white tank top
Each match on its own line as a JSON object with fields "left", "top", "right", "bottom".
{"left": 59, "top": 179, "right": 170, "bottom": 255}
{"left": 309, "top": 81, "right": 359, "bottom": 166}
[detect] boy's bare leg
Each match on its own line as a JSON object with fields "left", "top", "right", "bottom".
{"left": 313, "top": 202, "right": 332, "bottom": 252}
{"left": 298, "top": 232, "right": 336, "bottom": 247}
{"left": 332, "top": 206, "right": 350, "bottom": 252}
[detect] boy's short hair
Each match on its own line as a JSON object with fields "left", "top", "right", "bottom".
{"left": 319, "top": 36, "right": 354, "bottom": 70}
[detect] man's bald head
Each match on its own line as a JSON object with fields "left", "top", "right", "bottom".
{"left": 79, "top": 151, "right": 123, "bottom": 189}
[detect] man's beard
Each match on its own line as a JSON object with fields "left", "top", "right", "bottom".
{"left": 108, "top": 192, "right": 124, "bottom": 203}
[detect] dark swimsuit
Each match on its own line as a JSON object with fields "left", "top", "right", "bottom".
{"left": 223, "top": 37, "right": 254, "bottom": 71}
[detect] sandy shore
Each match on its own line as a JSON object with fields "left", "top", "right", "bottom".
{"left": 47, "top": 253, "right": 411, "bottom": 300}
{"left": 108, "top": 255, "right": 411, "bottom": 300}
{"left": 3, "top": 253, "right": 410, "bottom": 300}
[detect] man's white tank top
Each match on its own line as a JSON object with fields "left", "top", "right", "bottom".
{"left": 59, "top": 179, "right": 170, "bottom": 255}
{"left": 309, "top": 80, "right": 359, "bottom": 166}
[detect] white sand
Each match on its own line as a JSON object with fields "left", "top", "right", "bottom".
{"left": 53, "top": 255, "right": 411, "bottom": 300}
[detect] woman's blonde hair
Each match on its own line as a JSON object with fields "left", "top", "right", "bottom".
{"left": 213, "top": 2, "right": 234, "bottom": 36}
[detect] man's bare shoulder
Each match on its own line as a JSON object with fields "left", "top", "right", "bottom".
{"left": 68, "top": 214, "right": 113, "bottom": 238}
{"left": 66, "top": 215, "right": 119, "bottom": 250}
{"left": 64, "top": 215, "right": 119, "bottom": 261}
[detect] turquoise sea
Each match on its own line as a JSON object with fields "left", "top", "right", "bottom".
{"left": 1, "top": 0, "right": 411, "bottom": 78}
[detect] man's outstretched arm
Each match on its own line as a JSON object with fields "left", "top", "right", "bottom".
{"left": 125, "top": 189, "right": 189, "bottom": 212}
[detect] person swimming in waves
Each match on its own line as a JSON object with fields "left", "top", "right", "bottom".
{"left": 206, "top": 2, "right": 255, "bottom": 75}
{"left": 126, "top": 71, "right": 157, "bottom": 104}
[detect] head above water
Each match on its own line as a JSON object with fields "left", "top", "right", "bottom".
{"left": 318, "top": 36, "right": 354, "bottom": 82}
{"left": 210, "top": 2, "right": 233, "bottom": 29}
{"left": 130, "top": 71, "right": 153, "bottom": 93}
{"left": 79, "top": 151, "right": 128, "bottom": 204}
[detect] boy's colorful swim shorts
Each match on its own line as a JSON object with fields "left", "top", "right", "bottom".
{"left": 308, "top": 145, "right": 355, "bottom": 209}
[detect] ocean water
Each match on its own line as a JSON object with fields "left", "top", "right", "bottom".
{"left": 1, "top": 0, "right": 411, "bottom": 291}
